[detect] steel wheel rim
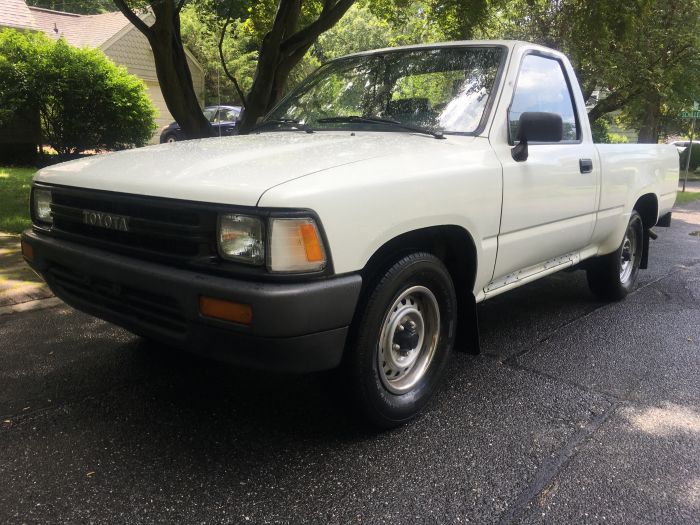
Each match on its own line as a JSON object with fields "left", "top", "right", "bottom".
{"left": 167, "top": 136, "right": 176, "bottom": 143}
{"left": 377, "top": 285, "right": 441, "bottom": 394}
{"left": 620, "top": 224, "right": 637, "bottom": 284}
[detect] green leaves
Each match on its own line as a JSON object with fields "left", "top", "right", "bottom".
{"left": 0, "top": 29, "right": 156, "bottom": 154}
{"left": 180, "top": 6, "right": 259, "bottom": 104}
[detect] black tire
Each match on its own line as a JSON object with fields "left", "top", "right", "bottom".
{"left": 345, "top": 252, "right": 457, "bottom": 428}
{"left": 587, "top": 211, "right": 643, "bottom": 301}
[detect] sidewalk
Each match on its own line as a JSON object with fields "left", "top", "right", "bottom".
{"left": 0, "top": 233, "right": 54, "bottom": 310}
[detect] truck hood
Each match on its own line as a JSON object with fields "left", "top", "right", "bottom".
{"left": 34, "top": 132, "right": 459, "bottom": 207}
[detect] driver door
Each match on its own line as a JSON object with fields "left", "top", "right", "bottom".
{"left": 492, "top": 53, "right": 599, "bottom": 281}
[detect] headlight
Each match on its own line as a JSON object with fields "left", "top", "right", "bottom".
{"left": 217, "top": 214, "right": 264, "bottom": 265}
{"left": 33, "top": 188, "right": 53, "bottom": 224}
{"left": 268, "top": 218, "right": 327, "bottom": 273}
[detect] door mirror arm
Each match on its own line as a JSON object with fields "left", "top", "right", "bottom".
{"left": 511, "top": 138, "right": 529, "bottom": 162}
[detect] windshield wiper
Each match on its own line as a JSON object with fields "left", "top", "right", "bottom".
{"left": 253, "top": 118, "right": 314, "bottom": 134}
{"left": 316, "top": 115, "right": 445, "bottom": 139}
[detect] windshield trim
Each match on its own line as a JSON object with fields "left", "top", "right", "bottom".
{"left": 264, "top": 43, "right": 509, "bottom": 137}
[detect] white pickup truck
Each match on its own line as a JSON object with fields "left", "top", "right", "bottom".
{"left": 23, "top": 41, "right": 678, "bottom": 427}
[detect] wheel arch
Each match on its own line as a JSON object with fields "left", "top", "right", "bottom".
{"left": 633, "top": 192, "right": 659, "bottom": 229}
{"left": 357, "top": 225, "right": 480, "bottom": 353}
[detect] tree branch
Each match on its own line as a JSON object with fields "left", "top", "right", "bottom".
{"left": 113, "top": 0, "right": 152, "bottom": 36}
{"left": 218, "top": 13, "right": 248, "bottom": 109}
{"left": 587, "top": 40, "right": 695, "bottom": 122}
{"left": 280, "top": 0, "right": 355, "bottom": 55}
{"left": 279, "top": 0, "right": 301, "bottom": 40}
{"left": 176, "top": 0, "right": 188, "bottom": 14}
{"left": 587, "top": 90, "right": 636, "bottom": 122}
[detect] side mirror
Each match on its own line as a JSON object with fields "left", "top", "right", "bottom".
{"left": 511, "top": 111, "right": 563, "bottom": 162}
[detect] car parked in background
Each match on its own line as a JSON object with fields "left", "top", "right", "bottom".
{"left": 159, "top": 105, "right": 242, "bottom": 143}
{"left": 670, "top": 140, "right": 698, "bottom": 154}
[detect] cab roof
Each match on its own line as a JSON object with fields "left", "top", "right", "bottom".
{"left": 337, "top": 40, "right": 560, "bottom": 60}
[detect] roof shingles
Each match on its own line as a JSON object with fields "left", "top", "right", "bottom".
{"left": 27, "top": 7, "right": 131, "bottom": 48}
{"left": 0, "top": 0, "right": 39, "bottom": 31}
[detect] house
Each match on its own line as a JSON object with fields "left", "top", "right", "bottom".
{"left": 0, "top": 0, "right": 205, "bottom": 143}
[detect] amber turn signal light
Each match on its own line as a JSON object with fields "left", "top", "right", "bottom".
{"left": 199, "top": 296, "right": 253, "bottom": 325}
{"left": 299, "top": 223, "right": 324, "bottom": 262}
{"left": 21, "top": 240, "right": 33, "bottom": 262}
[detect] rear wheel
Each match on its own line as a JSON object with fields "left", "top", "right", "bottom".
{"left": 345, "top": 252, "right": 457, "bottom": 428}
{"left": 165, "top": 134, "right": 178, "bottom": 143}
{"left": 587, "top": 211, "right": 643, "bottom": 301}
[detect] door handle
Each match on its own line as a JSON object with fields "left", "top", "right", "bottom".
{"left": 579, "top": 158, "right": 593, "bottom": 174}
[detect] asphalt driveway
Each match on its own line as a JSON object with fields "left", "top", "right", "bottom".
{"left": 1, "top": 201, "right": 699, "bottom": 524}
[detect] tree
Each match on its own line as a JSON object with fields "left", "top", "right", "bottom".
{"left": 482, "top": 0, "right": 700, "bottom": 143}
{"left": 179, "top": 2, "right": 408, "bottom": 107}
{"left": 366, "top": 0, "right": 498, "bottom": 41}
{"left": 114, "top": 0, "right": 356, "bottom": 135}
{"left": 113, "top": 0, "right": 212, "bottom": 138}
{"left": 582, "top": 0, "right": 700, "bottom": 143}
{"left": 179, "top": 7, "right": 258, "bottom": 105}
{"left": 220, "top": 0, "right": 357, "bottom": 132}
{"left": 0, "top": 29, "right": 156, "bottom": 155}
{"left": 314, "top": 4, "right": 395, "bottom": 61}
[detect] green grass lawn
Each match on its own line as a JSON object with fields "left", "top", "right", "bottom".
{"left": 675, "top": 190, "right": 700, "bottom": 206}
{"left": 0, "top": 167, "right": 35, "bottom": 234}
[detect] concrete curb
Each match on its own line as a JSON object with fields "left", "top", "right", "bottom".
{"left": 0, "top": 297, "right": 63, "bottom": 317}
{"left": 1, "top": 231, "right": 55, "bottom": 309}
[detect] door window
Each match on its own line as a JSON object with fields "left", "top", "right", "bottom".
{"left": 509, "top": 55, "right": 578, "bottom": 142}
{"left": 217, "top": 108, "right": 240, "bottom": 122}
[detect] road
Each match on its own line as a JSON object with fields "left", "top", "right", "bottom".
{"left": 1, "top": 201, "right": 699, "bottom": 524}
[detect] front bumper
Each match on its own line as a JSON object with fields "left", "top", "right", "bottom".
{"left": 21, "top": 231, "right": 362, "bottom": 373}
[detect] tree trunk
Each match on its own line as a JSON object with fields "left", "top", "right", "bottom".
{"left": 237, "top": 42, "right": 312, "bottom": 133}
{"left": 114, "top": 0, "right": 211, "bottom": 139}
{"left": 237, "top": 0, "right": 302, "bottom": 133}
{"left": 148, "top": 32, "right": 211, "bottom": 138}
{"left": 149, "top": 3, "right": 210, "bottom": 139}
{"left": 637, "top": 95, "right": 661, "bottom": 144}
{"left": 236, "top": 0, "right": 355, "bottom": 133}
{"left": 238, "top": 37, "right": 284, "bottom": 133}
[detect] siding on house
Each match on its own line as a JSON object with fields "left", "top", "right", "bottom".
{"left": 145, "top": 81, "right": 173, "bottom": 132}
{"left": 103, "top": 22, "right": 205, "bottom": 141}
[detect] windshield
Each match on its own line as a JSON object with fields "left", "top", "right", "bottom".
{"left": 267, "top": 46, "right": 504, "bottom": 134}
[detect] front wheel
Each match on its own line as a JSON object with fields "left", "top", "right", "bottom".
{"left": 345, "top": 252, "right": 457, "bottom": 428}
{"left": 587, "top": 211, "right": 643, "bottom": 301}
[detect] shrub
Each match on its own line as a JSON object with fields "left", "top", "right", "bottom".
{"left": 679, "top": 143, "right": 700, "bottom": 172}
{"left": 0, "top": 29, "right": 156, "bottom": 155}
